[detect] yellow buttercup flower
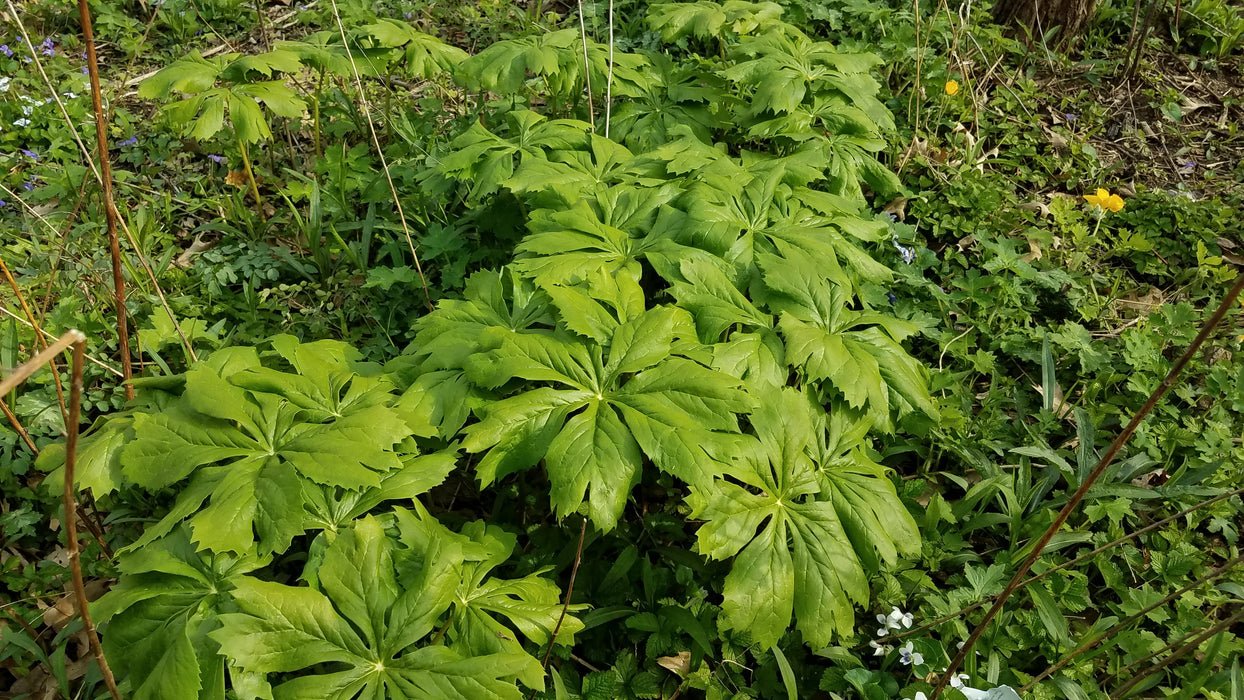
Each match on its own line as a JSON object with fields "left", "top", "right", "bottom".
{"left": 1084, "top": 188, "right": 1125, "bottom": 212}
{"left": 944, "top": 80, "right": 960, "bottom": 96}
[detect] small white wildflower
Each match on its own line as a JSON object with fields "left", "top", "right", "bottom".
{"left": 949, "top": 672, "right": 970, "bottom": 689}
{"left": 868, "top": 640, "right": 892, "bottom": 657}
{"left": 898, "top": 642, "right": 923, "bottom": 666}
{"left": 887, "top": 606, "right": 914, "bottom": 629}
{"left": 876, "top": 613, "right": 891, "bottom": 637}
{"left": 12, "top": 118, "right": 30, "bottom": 127}
{"left": 62, "top": 91, "right": 78, "bottom": 99}
{"left": 904, "top": 693, "right": 928, "bottom": 700}
{"left": 21, "top": 105, "right": 33, "bottom": 116}
{"left": 0, "top": 77, "right": 11, "bottom": 92}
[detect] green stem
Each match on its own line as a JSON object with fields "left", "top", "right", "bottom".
{"left": 239, "top": 140, "right": 265, "bottom": 221}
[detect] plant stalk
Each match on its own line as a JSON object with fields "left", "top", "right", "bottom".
{"left": 61, "top": 333, "right": 123, "bottom": 699}
{"left": 542, "top": 516, "right": 588, "bottom": 670}
{"left": 239, "top": 140, "right": 266, "bottom": 221}
{"left": 76, "top": 0, "right": 134, "bottom": 401}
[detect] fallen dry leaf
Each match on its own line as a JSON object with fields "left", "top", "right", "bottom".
{"left": 882, "top": 196, "right": 908, "bottom": 221}
{"left": 657, "top": 651, "right": 691, "bottom": 677}
{"left": 225, "top": 170, "right": 252, "bottom": 189}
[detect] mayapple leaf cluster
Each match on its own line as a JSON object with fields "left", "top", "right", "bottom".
{"left": 50, "top": 1, "right": 938, "bottom": 696}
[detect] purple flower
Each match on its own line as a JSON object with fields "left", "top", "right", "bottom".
{"left": 81, "top": 65, "right": 88, "bottom": 74}
{"left": 0, "top": 45, "right": 12, "bottom": 57}
{"left": 891, "top": 235, "right": 915, "bottom": 264}
{"left": 208, "top": 154, "right": 226, "bottom": 164}
{"left": 22, "top": 180, "right": 35, "bottom": 191}
{"left": 1065, "top": 113, "right": 1078, "bottom": 122}
{"left": 0, "top": 199, "right": 7, "bottom": 207}
{"left": 40, "top": 37, "right": 54, "bottom": 56}
{"left": 119, "top": 136, "right": 138, "bottom": 147}
{"left": 887, "top": 292, "right": 897, "bottom": 305}
{"left": 20, "top": 149, "right": 38, "bottom": 159}
{"left": 404, "top": 11, "right": 413, "bottom": 19}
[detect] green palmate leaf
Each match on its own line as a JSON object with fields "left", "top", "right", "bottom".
{"left": 609, "top": 52, "right": 730, "bottom": 153}
{"left": 807, "top": 399, "right": 920, "bottom": 573}
{"left": 685, "top": 161, "right": 891, "bottom": 288}
{"left": 461, "top": 307, "right": 752, "bottom": 529}
{"left": 446, "top": 522, "right": 585, "bottom": 688}
{"left": 213, "top": 511, "right": 547, "bottom": 699}
{"left": 722, "top": 29, "right": 891, "bottom": 128}
{"left": 428, "top": 110, "right": 591, "bottom": 201}
{"left": 93, "top": 526, "right": 270, "bottom": 700}
{"left": 454, "top": 29, "right": 652, "bottom": 100}
{"left": 504, "top": 134, "right": 643, "bottom": 205}
{"left": 646, "top": 1, "right": 785, "bottom": 42}
{"left": 355, "top": 20, "right": 468, "bottom": 77}
{"left": 658, "top": 247, "right": 772, "bottom": 341}
{"left": 118, "top": 339, "right": 416, "bottom": 554}
{"left": 512, "top": 188, "right": 685, "bottom": 289}
{"left": 688, "top": 389, "right": 872, "bottom": 648}
{"left": 758, "top": 248, "right": 932, "bottom": 430}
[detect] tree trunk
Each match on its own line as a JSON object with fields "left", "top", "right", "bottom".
{"left": 992, "top": 0, "right": 1097, "bottom": 46}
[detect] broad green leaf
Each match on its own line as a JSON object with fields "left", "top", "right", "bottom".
{"left": 462, "top": 308, "right": 751, "bottom": 529}
{"left": 93, "top": 526, "right": 270, "bottom": 700}
{"left": 688, "top": 388, "right": 873, "bottom": 648}
{"left": 120, "top": 338, "right": 416, "bottom": 554}
{"left": 213, "top": 512, "right": 550, "bottom": 699}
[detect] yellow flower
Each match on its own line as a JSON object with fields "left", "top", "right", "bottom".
{"left": 1084, "top": 188, "right": 1125, "bottom": 212}
{"left": 944, "top": 80, "right": 960, "bottom": 96}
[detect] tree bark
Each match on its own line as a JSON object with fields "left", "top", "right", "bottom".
{"left": 992, "top": 0, "right": 1097, "bottom": 47}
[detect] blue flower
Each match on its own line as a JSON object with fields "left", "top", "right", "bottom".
{"left": 891, "top": 235, "right": 915, "bottom": 264}
{"left": 22, "top": 180, "right": 35, "bottom": 191}
{"left": 0, "top": 199, "right": 7, "bottom": 207}
{"left": 887, "top": 292, "right": 897, "bottom": 305}
{"left": 119, "top": 136, "right": 138, "bottom": 147}
{"left": 40, "top": 37, "right": 54, "bottom": 56}
{"left": 208, "top": 154, "right": 226, "bottom": 164}
{"left": 20, "top": 149, "right": 37, "bottom": 159}
{"left": 0, "top": 45, "right": 12, "bottom": 57}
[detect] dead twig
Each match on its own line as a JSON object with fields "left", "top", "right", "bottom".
{"left": 60, "top": 333, "right": 123, "bottom": 699}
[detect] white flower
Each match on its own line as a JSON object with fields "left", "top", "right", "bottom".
{"left": 62, "top": 91, "right": 77, "bottom": 99}
{"left": 888, "top": 606, "right": 914, "bottom": 629}
{"left": 949, "top": 672, "right": 971, "bottom": 689}
{"left": 12, "top": 118, "right": 30, "bottom": 127}
{"left": 904, "top": 693, "right": 928, "bottom": 700}
{"left": 876, "top": 613, "right": 891, "bottom": 637}
{"left": 869, "top": 640, "right": 892, "bottom": 657}
{"left": 898, "top": 642, "right": 924, "bottom": 666}
{"left": 0, "top": 77, "right": 10, "bottom": 92}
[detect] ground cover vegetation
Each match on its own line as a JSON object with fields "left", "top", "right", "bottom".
{"left": 1, "top": 0, "right": 1243, "bottom": 697}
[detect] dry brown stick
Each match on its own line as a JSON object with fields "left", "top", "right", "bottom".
{"left": 542, "top": 516, "right": 588, "bottom": 670}
{"left": 1110, "top": 606, "right": 1244, "bottom": 698}
{"left": 0, "top": 307, "right": 124, "bottom": 378}
{"left": 931, "top": 273, "right": 1244, "bottom": 699}
{"left": 61, "top": 334, "right": 123, "bottom": 699}
{"left": 865, "top": 485, "right": 1244, "bottom": 650}
{"left": 0, "top": 254, "right": 69, "bottom": 424}
{"left": 0, "top": 400, "right": 38, "bottom": 453}
{"left": 1020, "top": 552, "right": 1244, "bottom": 691}
{"left": 78, "top": 0, "right": 134, "bottom": 402}
{"left": 0, "top": 333, "right": 88, "bottom": 399}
